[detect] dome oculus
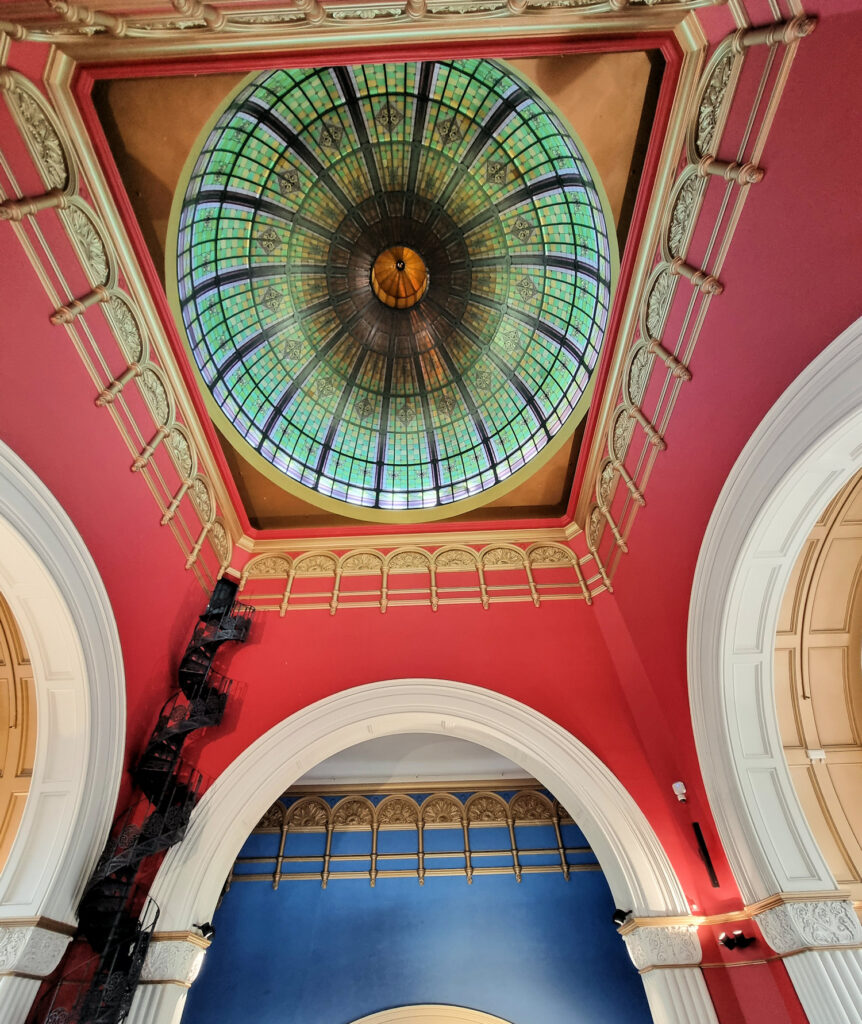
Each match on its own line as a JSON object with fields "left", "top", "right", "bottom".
{"left": 174, "top": 60, "right": 614, "bottom": 518}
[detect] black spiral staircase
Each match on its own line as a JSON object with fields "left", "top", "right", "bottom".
{"left": 34, "top": 580, "right": 254, "bottom": 1024}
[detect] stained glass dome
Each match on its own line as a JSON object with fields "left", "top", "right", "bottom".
{"left": 172, "top": 60, "right": 614, "bottom": 520}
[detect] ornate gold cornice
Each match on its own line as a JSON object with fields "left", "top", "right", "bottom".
{"left": 619, "top": 890, "right": 855, "bottom": 934}
{"left": 287, "top": 776, "right": 540, "bottom": 795}
{"left": 2, "top": 1, "right": 721, "bottom": 62}
{"left": 148, "top": 930, "right": 211, "bottom": 949}
{"left": 0, "top": 916, "right": 78, "bottom": 936}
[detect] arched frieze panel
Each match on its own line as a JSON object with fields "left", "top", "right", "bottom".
{"left": 622, "top": 342, "right": 654, "bottom": 410}
{"left": 340, "top": 550, "right": 385, "bottom": 575}
{"left": 0, "top": 69, "right": 76, "bottom": 194}
{"left": 526, "top": 543, "right": 575, "bottom": 569}
{"left": 510, "top": 790, "right": 554, "bottom": 822}
{"left": 256, "top": 801, "right": 287, "bottom": 832}
{"left": 465, "top": 793, "right": 509, "bottom": 824}
{"left": 386, "top": 548, "right": 431, "bottom": 573}
{"left": 137, "top": 365, "right": 173, "bottom": 429}
{"left": 189, "top": 476, "right": 215, "bottom": 527}
{"left": 421, "top": 794, "right": 465, "bottom": 826}
{"left": 642, "top": 263, "right": 678, "bottom": 341}
{"left": 286, "top": 797, "right": 330, "bottom": 831}
{"left": 239, "top": 554, "right": 293, "bottom": 588}
{"left": 208, "top": 519, "right": 231, "bottom": 577}
{"left": 480, "top": 545, "right": 527, "bottom": 570}
{"left": 165, "top": 425, "right": 196, "bottom": 483}
{"left": 376, "top": 795, "right": 420, "bottom": 828}
{"left": 104, "top": 291, "right": 148, "bottom": 365}
{"left": 661, "top": 166, "right": 707, "bottom": 264}
{"left": 687, "top": 38, "right": 741, "bottom": 163}
{"left": 331, "top": 796, "right": 375, "bottom": 829}
{"left": 608, "top": 405, "right": 635, "bottom": 465}
{"left": 293, "top": 553, "right": 338, "bottom": 577}
{"left": 432, "top": 547, "right": 479, "bottom": 572}
{"left": 58, "top": 196, "right": 117, "bottom": 290}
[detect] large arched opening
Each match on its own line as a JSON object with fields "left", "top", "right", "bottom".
{"left": 134, "top": 679, "right": 717, "bottom": 1024}
{"left": 689, "top": 316, "right": 862, "bottom": 1022}
{"left": 0, "top": 441, "right": 126, "bottom": 1017}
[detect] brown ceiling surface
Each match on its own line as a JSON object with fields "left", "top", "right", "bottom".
{"left": 94, "top": 49, "right": 661, "bottom": 531}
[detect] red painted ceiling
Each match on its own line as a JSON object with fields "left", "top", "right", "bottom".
{"left": 1, "top": 2, "right": 860, "bottom": 952}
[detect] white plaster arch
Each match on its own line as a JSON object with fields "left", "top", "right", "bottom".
{"left": 349, "top": 1008, "right": 512, "bottom": 1024}
{"left": 689, "top": 314, "right": 862, "bottom": 902}
{"left": 150, "top": 679, "right": 689, "bottom": 927}
{"left": 0, "top": 440, "right": 125, "bottom": 922}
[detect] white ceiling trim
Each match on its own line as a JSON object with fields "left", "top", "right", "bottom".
{"left": 348, "top": 1007, "right": 513, "bottom": 1024}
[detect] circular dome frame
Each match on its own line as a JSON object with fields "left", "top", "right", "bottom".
{"left": 168, "top": 59, "right": 618, "bottom": 523}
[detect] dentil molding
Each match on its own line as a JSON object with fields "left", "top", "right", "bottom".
{"left": 755, "top": 899, "right": 862, "bottom": 955}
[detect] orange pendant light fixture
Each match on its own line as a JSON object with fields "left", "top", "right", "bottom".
{"left": 371, "top": 245, "right": 429, "bottom": 309}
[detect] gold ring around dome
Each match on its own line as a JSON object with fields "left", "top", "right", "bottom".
{"left": 371, "top": 245, "right": 429, "bottom": 309}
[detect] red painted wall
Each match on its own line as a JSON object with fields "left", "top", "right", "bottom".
{"left": 6, "top": 8, "right": 862, "bottom": 1019}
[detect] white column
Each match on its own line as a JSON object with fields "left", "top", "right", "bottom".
{"left": 622, "top": 924, "right": 719, "bottom": 1024}
{"left": 0, "top": 922, "right": 73, "bottom": 1024}
{"left": 127, "top": 935, "right": 208, "bottom": 1024}
{"left": 755, "top": 898, "right": 862, "bottom": 1024}
{"left": 641, "top": 968, "right": 719, "bottom": 1024}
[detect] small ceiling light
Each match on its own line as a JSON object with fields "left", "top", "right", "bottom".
{"left": 719, "top": 930, "right": 755, "bottom": 950}
{"left": 194, "top": 922, "right": 216, "bottom": 940}
{"left": 612, "top": 908, "right": 632, "bottom": 928}
{"left": 672, "top": 781, "right": 687, "bottom": 803}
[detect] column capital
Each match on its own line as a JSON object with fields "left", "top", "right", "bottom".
{"left": 141, "top": 933, "right": 209, "bottom": 987}
{"left": 622, "top": 923, "right": 702, "bottom": 971}
{"left": 0, "top": 920, "right": 73, "bottom": 977}
{"left": 754, "top": 897, "right": 862, "bottom": 954}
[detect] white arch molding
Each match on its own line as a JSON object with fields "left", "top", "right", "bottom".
{"left": 0, "top": 441, "right": 126, "bottom": 1024}
{"left": 689, "top": 314, "right": 862, "bottom": 1023}
{"left": 348, "top": 1008, "right": 512, "bottom": 1024}
{"left": 132, "top": 679, "right": 718, "bottom": 1024}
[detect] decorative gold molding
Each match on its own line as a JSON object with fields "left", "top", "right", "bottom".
{"left": 582, "top": 14, "right": 817, "bottom": 587}
{"left": 0, "top": 0, "right": 721, "bottom": 62}
{"left": 238, "top": 540, "right": 593, "bottom": 614}
{"left": 148, "top": 930, "right": 211, "bottom": 950}
{"left": 0, "top": 916, "right": 77, "bottom": 937}
{"left": 0, "top": 69, "right": 239, "bottom": 593}
{"left": 619, "top": 890, "right": 855, "bottom": 934}
{"left": 229, "top": 785, "right": 587, "bottom": 889}
{"left": 287, "top": 777, "right": 541, "bottom": 796}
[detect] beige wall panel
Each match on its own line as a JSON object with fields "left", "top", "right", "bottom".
{"left": 0, "top": 594, "right": 35, "bottom": 872}
{"left": 0, "top": 791, "right": 29, "bottom": 871}
{"left": 775, "top": 647, "right": 804, "bottom": 747}
{"left": 808, "top": 647, "right": 855, "bottom": 745}
{"left": 777, "top": 470, "right": 862, "bottom": 907}
{"left": 777, "top": 539, "right": 817, "bottom": 634}
{"left": 0, "top": 671, "right": 10, "bottom": 770}
{"left": 788, "top": 764, "right": 857, "bottom": 885}
{"left": 828, "top": 763, "right": 862, "bottom": 853}
{"left": 844, "top": 486, "right": 862, "bottom": 523}
{"left": 16, "top": 675, "right": 35, "bottom": 778}
{"left": 810, "top": 537, "right": 862, "bottom": 632}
